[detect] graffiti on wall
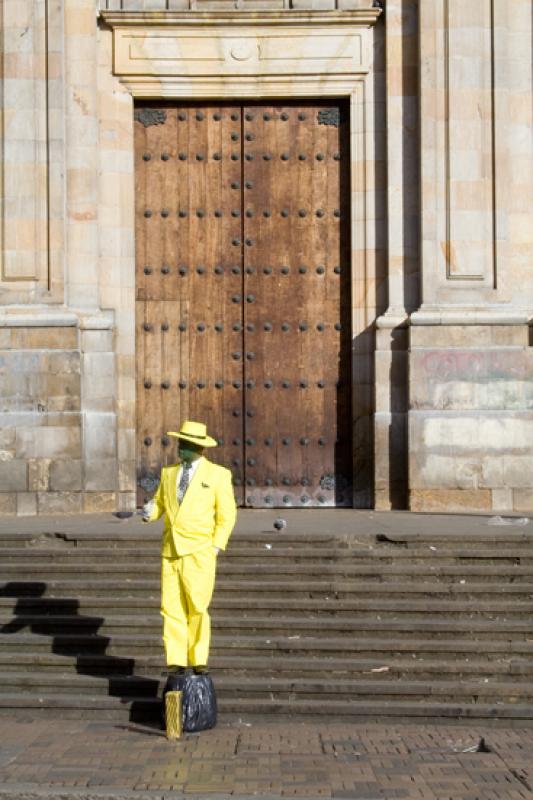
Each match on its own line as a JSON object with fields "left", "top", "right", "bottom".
{"left": 420, "top": 351, "right": 532, "bottom": 382}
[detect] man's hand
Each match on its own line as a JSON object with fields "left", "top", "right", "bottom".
{"left": 142, "top": 500, "right": 155, "bottom": 522}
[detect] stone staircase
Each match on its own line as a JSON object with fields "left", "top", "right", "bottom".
{"left": 1, "top": 518, "right": 533, "bottom": 722}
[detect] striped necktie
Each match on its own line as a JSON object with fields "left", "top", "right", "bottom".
{"left": 177, "top": 462, "right": 192, "bottom": 503}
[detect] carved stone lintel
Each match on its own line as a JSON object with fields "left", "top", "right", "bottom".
{"left": 317, "top": 108, "right": 340, "bottom": 127}
{"left": 134, "top": 108, "right": 167, "bottom": 128}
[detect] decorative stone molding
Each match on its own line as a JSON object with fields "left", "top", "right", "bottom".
{"left": 101, "top": 8, "right": 380, "bottom": 23}
{"left": 410, "top": 308, "right": 530, "bottom": 326}
{"left": 101, "top": 10, "right": 381, "bottom": 95}
{"left": 0, "top": 310, "right": 114, "bottom": 329}
{"left": 375, "top": 312, "right": 409, "bottom": 330}
{"left": 419, "top": 0, "right": 506, "bottom": 304}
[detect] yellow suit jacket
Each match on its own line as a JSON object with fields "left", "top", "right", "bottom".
{"left": 145, "top": 458, "right": 237, "bottom": 557}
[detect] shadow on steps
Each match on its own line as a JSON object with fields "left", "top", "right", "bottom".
{"left": 0, "top": 581, "right": 160, "bottom": 723}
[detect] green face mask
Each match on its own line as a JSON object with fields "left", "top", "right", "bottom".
{"left": 178, "top": 442, "right": 203, "bottom": 464}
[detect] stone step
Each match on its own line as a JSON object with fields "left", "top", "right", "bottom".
{"left": 2, "top": 595, "right": 532, "bottom": 618}
{"left": 2, "top": 612, "right": 532, "bottom": 638}
{"left": 0, "top": 692, "right": 532, "bottom": 722}
{"left": 2, "top": 651, "right": 533, "bottom": 678}
{"left": 2, "top": 671, "right": 533, "bottom": 702}
{"left": 1, "top": 527, "right": 531, "bottom": 548}
{"left": 0, "top": 533, "right": 344, "bottom": 551}
{"left": 225, "top": 698, "right": 533, "bottom": 720}
{"left": 2, "top": 522, "right": 532, "bottom": 722}
{"left": 3, "top": 632, "right": 533, "bottom": 657}
{"left": 3, "top": 545, "right": 533, "bottom": 563}
{"left": 3, "top": 562, "right": 533, "bottom": 579}
{"left": 3, "top": 578, "right": 533, "bottom": 599}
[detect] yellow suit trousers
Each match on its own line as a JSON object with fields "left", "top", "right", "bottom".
{"left": 160, "top": 547, "right": 217, "bottom": 667}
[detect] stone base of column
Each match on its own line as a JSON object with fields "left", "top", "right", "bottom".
{"left": 408, "top": 321, "right": 533, "bottom": 514}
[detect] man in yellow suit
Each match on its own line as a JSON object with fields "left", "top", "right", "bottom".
{"left": 142, "top": 420, "right": 237, "bottom": 675}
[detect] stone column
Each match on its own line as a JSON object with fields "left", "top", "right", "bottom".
{"left": 382, "top": 0, "right": 419, "bottom": 319}
{"left": 97, "top": 21, "right": 137, "bottom": 512}
{"left": 64, "top": 2, "right": 120, "bottom": 512}
{"left": 374, "top": 0, "right": 419, "bottom": 508}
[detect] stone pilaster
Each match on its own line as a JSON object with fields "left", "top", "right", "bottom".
{"left": 409, "top": 0, "right": 533, "bottom": 513}
{"left": 0, "top": 0, "right": 65, "bottom": 304}
{"left": 374, "top": 0, "right": 418, "bottom": 509}
{"left": 65, "top": 0, "right": 99, "bottom": 308}
{"left": 80, "top": 316, "right": 119, "bottom": 513}
{"left": 97, "top": 23, "right": 137, "bottom": 511}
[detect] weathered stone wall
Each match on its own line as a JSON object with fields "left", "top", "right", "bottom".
{"left": 1, "top": 1, "right": 385, "bottom": 514}
{"left": 406, "top": 0, "right": 533, "bottom": 513}
{"left": 0, "top": 326, "right": 80, "bottom": 516}
{"left": 409, "top": 324, "right": 533, "bottom": 513}
{"left": 0, "top": 0, "right": 129, "bottom": 515}
{"left": 0, "top": 319, "right": 120, "bottom": 514}
{"left": 1, "top": 0, "right": 532, "bottom": 515}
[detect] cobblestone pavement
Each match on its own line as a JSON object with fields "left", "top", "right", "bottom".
{"left": 0, "top": 717, "right": 532, "bottom": 800}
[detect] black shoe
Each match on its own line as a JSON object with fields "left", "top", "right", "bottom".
{"left": 167, "top": 665, "right": 187, "bottom": 676}
{"left": 193, "top": 665, "right": 209, "bottom": 675}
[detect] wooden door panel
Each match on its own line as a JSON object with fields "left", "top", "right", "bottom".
{"left": 135, "top": 105, "right": 245, "bottom": 504}
{"left": 135, "top": 110, "right": 180, "bottom": 304}
{"left": 135, "top": 102, "right": 351, "bottom": 508}
{"left": 242, "top": 104, "right": 352, "bottom": 508}
{"left": 135, "top": 300, "right": 164, "bottom": 495}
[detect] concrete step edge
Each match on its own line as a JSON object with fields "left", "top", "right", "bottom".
{"left": 0, "top": 693, "right": 532, "bottom": 718}
{"left": 3, "top": 579, "right": 533, "bottom": 592}
{"left": 3, "top": 652, "right": 533, "bottom": 669}
{"left": 2, "top": 601, "right": 532, "bottom": 616}
{"left": 2, "top": 633, "right": 533, "bottom": 653}
{"left": 3, "top": 547, "right": 533, "bottom": 559}
{"left": 1, "top": 530, "right": 531, "bottom": 543}
{"left": 4, "top": 564, "right": 533, "bottom": 574}
{"left": 2, "top": 614, "right": 532, "bottom": 631}
{"left": 2, "top": 672, "right": 533, "bottom": 695}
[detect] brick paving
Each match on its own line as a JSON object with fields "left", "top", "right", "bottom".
{"left": 0, "top": 717, "right": 532, "bottom": 799}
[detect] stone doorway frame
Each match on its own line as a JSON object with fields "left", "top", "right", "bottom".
{"left": 100, "top": 8, "right": 382, "bottom": 509}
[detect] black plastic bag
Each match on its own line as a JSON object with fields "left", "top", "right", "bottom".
{"left": 163, "top": 672, "right": 217, "bottom": 733}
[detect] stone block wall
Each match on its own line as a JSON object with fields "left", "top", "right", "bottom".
{"left": 0, "top": 325, "right": 81, "bottom": 515}
{"left": 0, "top": 321, "right": 121, "bottom": 515}
{"left": 409, "top": 325, "right": 533, "bottom": 513}
{"left": 1, "top": 0, "right": 531, "bottom": 515}
{"left": 405, "top": 0, "right": 533, "bottom": 514}
{"left": 0, "top": 0, "right": 135, "bottom": 515}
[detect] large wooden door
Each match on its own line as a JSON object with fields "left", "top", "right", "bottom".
{"left": 135, "top": 102, "right": 351, "bottom": 508}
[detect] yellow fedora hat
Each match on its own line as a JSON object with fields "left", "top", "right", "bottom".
{"left": 167, "top": 420, "right": 218, "bottom": 448}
